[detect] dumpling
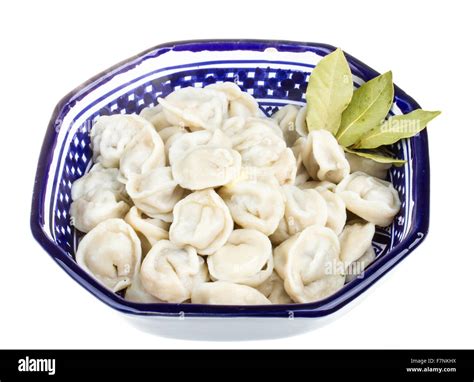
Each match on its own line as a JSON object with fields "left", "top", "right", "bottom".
{"left": 168, "top": 129, "right": 232, "bottom": 165}
{"left": 271, "top": 104, "right": 301, "bottom": 146}
{"left": 335, "top": 172, "right": 401, "bottom": 227}
{"left": 291, "top": 137, "right": 310, "bottom": 186}
{"left": 218, "top": 178, "right": 285, "bottom": 236}
{"left": 139, "top": 104, "right": 172, "bottom": 131}
{"left": 295, "top": 105, "right": 308, "bottom": 137}
{"left": 274, "top": 225, "right": 345, "bottom": 303}
{"left": 345, "top": 247, "right": 376, "bottom": 282}
{"left": 256, "top": 271, "right": 293, "bottom": 304}
{"left": 71, "top": 163, "right": 126, "bottom": 201}
{"left": 345, "top": 152, "right": 392, "bottom": 179}
{"left": 207, "top": 229, "right": 273, "bottom": 287}
{"left": 124, "top": 206, "right": 169, "bottom": 253}
{"left": 339, "top": 221, "right": 376, "bottom": 280}
{"left": 316, "top": 187, "right": 346, "bottom": 235}
{"left": 75, "top": 218, "right": 141, "bottom": 292}
{"left": 191, "top": 281, "right": 271, "bottom": 305}
{"left": 168, "top": 129, "right": 241, "bottom": 190}
{"left": 169, "top": 189, "right": 233, "bottom": 255}
{"left": 158, "top": 87, "right": 228, "bottom": 131}
{"left": 270, "top": 185, "right": 328, "bottom": 245}
{"left": 70, "top": 189, "right": 130, "bottom": 233}
{"left": 118, "top": 124, "right": 166, "bottom": 183}
{"left": 302, "top": 130, "right": 350, "bottom": 183}
{"left": 206, "top": 82, "right": 261, "bottom": 118}
{"left": 90, "top": 114, "right": 150, "bottom": 168}
{"left": 126, "top": 167, "right": 184, "bottom": 218}
{"left": 158, "top": 126, "right": 187, "bottom": 145}
{"left": 140, "top": 240, "right": 208, "bottom": 303}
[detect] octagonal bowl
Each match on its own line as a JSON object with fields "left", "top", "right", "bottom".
{"left": 31, "top": 39, "right": 429, "bottom": 340}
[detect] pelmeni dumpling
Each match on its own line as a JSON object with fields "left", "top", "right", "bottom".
{"left": 345, "top": 246, "right": 376, "bottom": 282}
{"left": 270, "top": 185, "right": 328, "bottom": 245}
{"left": 271, "top": 104, "right": 301, "bottom": 146}
{"left": 139, "top": 104, "right": 172, "bottom": 131}
{"left": 76, "top": 218, "right": 141, "bottom": 292}
{"left": 158, "top": 126, "right": 187, "bottom": 145}
{"left": 295, "top": 105, "right": 308, "bottom": 137}
{"left": 291, "top": 137, "right": 310, "bottom": 186}
{"left": 317, "top": 187, "right": 346, "bottom": 235}
{"left": 168, "top": 129, "right": 231, "bottom": 165}
{"left": 256, "top": 271, "right": 293, "bottom": 304}
{"left": 169, "top": 189, "right": 233, "bottom": 255}
{"left": 339, "top": 221, "right": 376, "bottom": 280}
{"left": 302, "top": 130, "right": 350, "bottom": 183}
{"left": 140, "top": 240, "right": 208, "bottom": 303}
{"left": 124, "top": 206, "right": 169, "bottom": 253}
{"left": 207, "top": 229, "right": 273, "bottom": 287}
{"left": 345, "top": 152, "right": 392, "bottom": 179}
{"left": 125, "top": 275, "right": 162, "bottom": 303}
{"left": 158, "top": 87, "right": 228, "bottom": 131}
{"left": 118, "top": 124, "right": 166, "bottom": 183}
{"left": 71, "top": 163, "right": 126, "bottom": 201}
{"left": 218, "top": 178, "right": 285, "bottom": 236}
{"left": 126, "top": 167, "right": 184, "bottom": 218}
{"left": 206, "top": 82, "right": 261, "bottom": 118}
{"left": 90, "top": 114, "right": 151, "bottom": 168}
{"left": 172, "top": 147, "right": 241, "bottom": 190}
{"left": 70, "top": 189, "right": 130, "bottom": 233}
{"left": 335, "top": 172, "right": 401, "bottom": 227}
{"left": 191, "top": 281, "right": 271, "bottom": 305}
{"left": 274, "top": 225, "right": 345, "bottom": 303}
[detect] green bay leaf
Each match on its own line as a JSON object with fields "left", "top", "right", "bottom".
{"left": 337, "top": 71, "right": 394, "bottom": 147}
{"left": 344, "top": 147, "right": 406, "bottom": 166}
{"left": 305, "top": 48, "right": 353, "bottom": 135}
{"left": 355, "top": 109, "right": 441, "bottom": 149}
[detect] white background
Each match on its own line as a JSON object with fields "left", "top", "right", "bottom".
{"left": 1, "top": 0, "right": 472, "bottom": 349}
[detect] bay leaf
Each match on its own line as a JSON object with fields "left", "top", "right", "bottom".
{"left": 337, "top": 71, "right": 394, "bottom": 147}
{"left": 355, "top": 109, "right": 441, "bottom": 149}
{"left": 344, "top": 147, "right": 405, "bottom": 166}
{"left": 305, "top": 48, "right": 353, "bottom": 135}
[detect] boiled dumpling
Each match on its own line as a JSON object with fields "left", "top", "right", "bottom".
{"left": 316, "top": 187, "right": 346, "bottom": 235}
{"left": 218, "top": 177, "right": 285, "bottom": 236}
{"left": 70, "top": 189, "right": 130, "bottom": 233}
{"left": 274, "top": 225, "right": 345, "bottom": 303}
{"left": 118, "top": 124, "right": 166, "bottom": 183}
{"left": 206, "top": 82, "right": 261, "bottom": 118}
{"left": 207, "top": 229, "right": 273, "bottom": 287}
{"left": 90, "top": 114, "right": 151, "bottom": 168}
{"left": 71, "top": 163, "right": 126, "bottom": 201}
{"left": 291, "top": 137, "right": 310, "bottom": 186}
{"left": 75, "top": 218, "right": 141, "bottom": 292}
{"left": 271, "top": 104, "right": 300, "bottom": 146}
{"left": 158, "top": 87, "right": 228, "bottom": 131}
{"left": 335, "top": 171, "right": 401, "bottom": 227}
{"left": 270, "top": 185, "right": 328, "bottom": 245}
{"left": 140, "top": 240, "right": 208, "bottom": 303}
{"left": 169, "top": 189, "right": 233, "bottom": 255}
{"left": 299, "top": 180, "right": 337, "bottom": 192}
{"left": 339, "top": 221, "right": 376, "bottom": 280}
{"left": 125, "top": 275, "right": 162, "bottom": 303}
{"left": 191, "top": 281, "right": 271, "bottom": 305}
{"left": 302, "top": 129, "right": 350, "bottom": 183}
{"left": 124, "top": 206, "right": 169, "bottom": 253}
{"left": 295, "top": 105, "right": 308, "bottom": 137}
{"left": 139, "top": 104, "right": 172, "bottom": 131}
{"left": 256, "top": 271, "right": 293, "bottom": 304}
{"left": 126, "top": 167, "right": 184, "bottom": 218}
{"left": 345, "top": 152, "right": 392, "bottom": 179}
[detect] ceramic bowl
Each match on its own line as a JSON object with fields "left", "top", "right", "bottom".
{"left": 31, "top": 40, "right": 429, "bottom": 340}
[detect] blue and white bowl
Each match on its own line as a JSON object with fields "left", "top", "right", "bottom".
{"left": 31, "top": 40, "right": 430, "bottom": 339}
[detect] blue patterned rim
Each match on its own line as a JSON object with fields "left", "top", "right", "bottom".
{"left": 30, "top": 40, "right": 429, "bottom": 318}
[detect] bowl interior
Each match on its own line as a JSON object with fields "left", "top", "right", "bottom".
{"left": 31, "top": 40, "right": 429, "bottom": 317}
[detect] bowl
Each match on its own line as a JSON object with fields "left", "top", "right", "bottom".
{"left": 31, "top": 39, "right": 429, "bottom": 340}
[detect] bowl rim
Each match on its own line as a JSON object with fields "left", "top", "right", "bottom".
{"left": 30, "top": 39, "right": 430, "bottom": 318}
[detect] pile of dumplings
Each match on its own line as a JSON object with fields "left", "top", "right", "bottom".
{"left": 70, "top": 82, "right": 401, "bottom": 305}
